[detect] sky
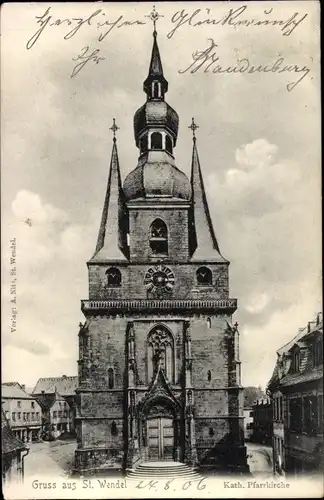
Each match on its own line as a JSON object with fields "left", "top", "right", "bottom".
{"left": 1, "top": 2, "right": 321, "bottom": 390}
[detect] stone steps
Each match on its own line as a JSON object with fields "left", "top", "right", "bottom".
{"left": 126, "top": 461, "right": 204, "bottom": 482}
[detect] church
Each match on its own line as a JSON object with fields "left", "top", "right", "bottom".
{"left": 74, "top": 15, "right": 248, "bottom": 475}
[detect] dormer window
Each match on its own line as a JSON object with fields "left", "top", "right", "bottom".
{"left": 106, "top": 267, "right": 121, "bottom": 287}
{"left": 313, "top": 339, "right": 323, "bottom": 367}
{"left": 150, "top": 219, "right": 168, "bottom": 255}
{"left": 165, "top": 135, "right": 173, "bottom": 154}
{"left": 151, "top": 132, "right": 163, "bottom": 150}
{"left": 292, "top": 350, "right": 300, "bottom": 372}
{"left": 196, "top": 266, "right": 212, "bottom": 286}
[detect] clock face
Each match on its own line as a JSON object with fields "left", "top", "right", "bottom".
{"left": 144, "top": 265, "right": 175, "bottom": 293}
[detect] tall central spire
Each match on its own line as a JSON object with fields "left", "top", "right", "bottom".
{"left": 143, "top": 6, "right": 168, "bottom": 98}
{"left": 123, "top": 9, "right": 191, "bottom": 202}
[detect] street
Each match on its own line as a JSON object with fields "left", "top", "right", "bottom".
{"left": 23, "top": 439, "right": 273, "bottom": 478}
{"left": 24, "top": 439, "right": 76, "bottom": 479}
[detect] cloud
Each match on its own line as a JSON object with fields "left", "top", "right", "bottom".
{"left": 1, "top": 3, "right": 320, "bottom": 390}
{"left": 2, "top": 190, "right": 93, "bottom": 377}
{"left": 235, "top": 139, "right": 278, "bottom": 169}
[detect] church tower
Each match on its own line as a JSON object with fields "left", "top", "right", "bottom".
{"left": 74, "top": 16, "right": 248, "bottom": 475}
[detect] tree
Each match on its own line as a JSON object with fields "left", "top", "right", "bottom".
{"left": 243, "top": 386, "right": 266, "bottom": 407}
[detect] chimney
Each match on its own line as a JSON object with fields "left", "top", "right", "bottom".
{"left": 21, "top": 384, "right": 26, "bottom": 391}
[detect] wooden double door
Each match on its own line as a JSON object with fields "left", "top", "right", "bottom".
{"left": 147, "top": 417, "right": 174, "bottom": 461}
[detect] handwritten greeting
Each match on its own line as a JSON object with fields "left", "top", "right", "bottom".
{"left": 25, "top": 5, "right": 311, "bottom": 88}
{"left": 167, "top": 6, "right": 308, "bottom": 39}
{"left": 179, "top": 38, "right": 311, "bottom": 92}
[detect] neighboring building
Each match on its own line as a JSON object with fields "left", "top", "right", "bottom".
{"left": 1, "top": 383, "right": 42, "bottom": 443}
{"left": 1, "top": 408, "right": 29, "bottom": 484}
{"left": 34, "top": 389, "right": 72, "bottom": 439}
{"left": 250, "top": 398, "right": 273, "bottom": 445}
{"left": 32, "top": 375, "right": 78, "bottom": 435}
{"left": 268, "top": 312, "right": 323, "bottom": 476}
{"left": 243, "top": 407, "right": 254, "bottom": 441}
{"left": 74, "top": 23, "right": 248, "bottom": 475}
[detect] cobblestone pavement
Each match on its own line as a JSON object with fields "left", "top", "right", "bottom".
{"left": 24, "top": 439, "right": 76, "bottom": 479}
{"left": 23, "top": 439, "right": 273, "bottom": 479}
{"left": 246, "top": 442, "right": 273, "bottom": 477}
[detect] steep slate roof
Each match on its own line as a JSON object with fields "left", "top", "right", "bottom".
{"left": 267, "top": 313, "right": 323, "bottom": 392}
{"left": 280, "top": 366, "right": 323, "bottom": 387}
{"left": 189, "top": 137, "right": 226, "bottom": 262}
{"left": 90, "top": 138, "right": 128, "bottom": 262}
{"left": 34, "top": 389, "right": 66, "bottom": 410}
{"left": 1, "top": 409, "right": 26, "bottom": 454}
{"left": 32, "top": 376, "right": 78, "bottom": 396}
{"left": 2, "top": 384, "right": 34, "bottom": 400}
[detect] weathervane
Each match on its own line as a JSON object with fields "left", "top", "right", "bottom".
{"left": 189, "top": 117, "right": 199, "bottom": 141}
{"left": 145, "top": 5, "right": 164, "bottom": 34}
{"left": 110, "top": 118, "right": 119, "bottom": 142}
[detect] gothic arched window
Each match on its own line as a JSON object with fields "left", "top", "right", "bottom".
{"left": 108, "top": 368, "right": 114, "bottom": 389}
{"left": 150, "top": 219, "right": 168, "bottom": 255}
{"left": 207, "top": 370, "right": 211, "bottom": 382}
{"left": 196, "top": 266, "right": 212, "bottom": 286}
{"left": 147, "top": 326, "right": 175, "bottom": 383}
{"left": 207, "top": 317, "right": 211, "bottom": 329}
{"left": 106, "top": 267, "right": 121, "bottom": 287}
{"left": 151, "top": 132, "right": 163, "bottom": 150}
{"left": 165, "top": 135, "right": 173, "bottom": 154}
{"left": 140, "top": 134, "right": 148, "bottom": 153}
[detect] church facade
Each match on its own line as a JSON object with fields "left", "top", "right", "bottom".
{"left": 74, "top": 27, "right": 248, "bottom": 475}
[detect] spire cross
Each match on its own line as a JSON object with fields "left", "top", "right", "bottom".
{"left": 110, "top": 118, "right": 119, "bottom": 142}
{"left": 145, "top": 5, "right": 164, "bottom": 34}
{"left": 189, "top": 117, "right": 199, "bottom": 141}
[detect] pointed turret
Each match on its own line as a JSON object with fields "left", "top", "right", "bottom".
{"left": 143, "top": 31, "right": 168, "bottom": 98}
{"left": 91, "top": 125, "right": 128, "bottom": 261}
{"left": 189, "top": 119, "right": 225, "bottom": 261}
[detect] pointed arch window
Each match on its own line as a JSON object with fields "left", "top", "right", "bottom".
{"left": 106, "top": 267, "right": 121, "bottom": 287}
{"left": 207, "top": 370, "right": 212, "bottom": 382}
{"left": 196, "top": 266, "right": 212, "bottom": 286}
{"left": 111, "top": 421, "right": 118, "bottom": 436}
{"left": 147, "top": 326, "right": 175, "bottom": 383}
{"left": 150, "top": 219, "right": 168, "bottom": 255}
{"left": 108, "top": 368, "right": 114, "bottom": 389}
{"left": 165, "top": 135, "right": 173, "bottom": 154}
{"left": 151, "top": 132, "right": 163, "bottom": 150}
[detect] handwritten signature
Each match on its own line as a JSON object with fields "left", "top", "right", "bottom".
{"left": 179, "top": 38, "right": 311, "bottom": 92}
{"left": 71, "top": 46, "right": 105, "bottom": 78}
{"left": 26, "top": 6, "right": 145, "bottom": 50}
{"left": 167, "top": 5, "right": 308, "bottom": 39}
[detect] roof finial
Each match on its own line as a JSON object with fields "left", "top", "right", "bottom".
{"left": 189, "top": 117, "right": 199, "bottom": 142}
{"left": 110, "top": 118, "right": 119, "bottom": 142}
{"left": 145, "top": 5, "right": 164, "bottom": 36}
